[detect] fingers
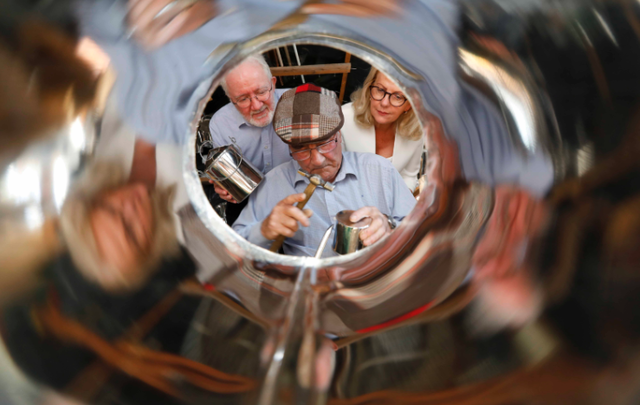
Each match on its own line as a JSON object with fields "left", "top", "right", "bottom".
{"left": 213, "top": 183, "right": 237, "bottom": 203}
{"left": 351, "top": 206, "right": 390, "bottom": 247}
{"left": 360, "top": 214, "right": 389, "bottom": 246}
{"left": 273, "top": 193, "right": 312, "bottom": 229}
{"left": 261, "top": 207, "right": 311, "bottom": 239}
{"left": 128, "top": 0, "right": 171, "bottom": 32}
{"left": 261, "top": 194, "right": 312, "bottom": 240}
{"left": 301, "top": 0, "right": 402, "bottom": 18}
{"left": 301, "top": 4, "right": 379, "bottom": 17}
{"left": 350, "top": 206, "right": 374, "bottom": 223}
{"left": 127, "top": 0, "right": 217, "bottom": 50}
{"left": 281, "top": 193, "right": 307, "bottom": 206}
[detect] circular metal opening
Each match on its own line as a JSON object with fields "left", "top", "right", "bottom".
{"left": 184, "top": 28, "right": 442, "bottom": 274}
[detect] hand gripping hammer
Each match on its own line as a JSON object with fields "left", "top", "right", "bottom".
{"left": 269, "top": 169, "right": 335, "bottom": 252}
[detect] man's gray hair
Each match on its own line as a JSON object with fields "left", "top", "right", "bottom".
{"left": 59, "top": 161, "right": 179, "bottom": 292}
{"left": 220, "top": 54, "right": 273, "bottom": 96}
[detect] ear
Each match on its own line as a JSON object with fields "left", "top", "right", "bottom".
{"left": 403, "top": 103, "right": 412, "bottom": 113}
{"left": 271, "top": 76, "right": 277, "bottom": 86}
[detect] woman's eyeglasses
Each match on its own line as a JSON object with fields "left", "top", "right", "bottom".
{"left": 369, "top": 85, "right": 407, "bottom": 107}
{"left": 232, "top": 84, "right": 273, "bottom": 108}
{"left": 289, "top": 136, "right": 339, "bottom": 161}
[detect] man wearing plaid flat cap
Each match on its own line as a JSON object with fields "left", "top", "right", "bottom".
{"left": 233, "top": 84, "right": 417, "bottom": 257}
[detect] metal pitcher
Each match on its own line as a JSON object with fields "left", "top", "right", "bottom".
{"left": 199, "top": 144, "right": 263, "bottom": 203}
{"left": 332, "top": 210, "right": 372, "bottom": 255}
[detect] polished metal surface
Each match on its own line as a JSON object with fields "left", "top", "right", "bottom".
{"left": 196, "top": 114, "right": 214, "bottom": 159}
{"left": 199, "top": 144, "right": 264, "bottom": 203}
{"left": 332, "top": 210, "right": 370, "bottom": 255}
{"left": 1, "top": 0, "right": 640, "bottom": 404}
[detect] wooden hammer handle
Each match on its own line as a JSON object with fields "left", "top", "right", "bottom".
{"left": 269, "top": 183, "right": 317, "bottom": 252}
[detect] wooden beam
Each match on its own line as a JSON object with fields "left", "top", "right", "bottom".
{"left": 270, "top": 63, "right": 351, "bottom": 77}
{"left": 339, "top": 53, "right": 352, "bottom": 104}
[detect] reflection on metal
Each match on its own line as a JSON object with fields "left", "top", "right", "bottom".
{"left": 199, "top": 144, "right": 264, "bottom": 203}
{"left": 316, "top": 225, "right": 335, "bottom": 259}
{"left": 0, "top": 113, "right": 97, "bottom": 234}
{"left": 459, "top": 48, "right": 548, "bottom": 155}
{"left": 3, "top": 0, "right": 640, "bottom": 404}
{"left": 332, "top": 210, "right": 370, "bottom": 255}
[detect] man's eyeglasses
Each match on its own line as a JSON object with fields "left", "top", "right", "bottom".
{"left": 232, "top": 84, "right": 273, "bottom": 108}
{"left": 289, "top": 136, "right": 339, "bottom": 161}
{"left": 369, "top": 85, "right": 407, "bottom": 107}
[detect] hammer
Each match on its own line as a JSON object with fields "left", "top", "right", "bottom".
{"left": 269, "top": 169, "right": 335, "bottom": 252}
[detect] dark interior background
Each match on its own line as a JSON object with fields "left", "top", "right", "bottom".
{"left": 203, "top": 45, "right": 372, "bottom": 116}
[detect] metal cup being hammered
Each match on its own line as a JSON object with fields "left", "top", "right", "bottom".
{"left": 332, "top": 210, "right": 372, "bottom": 255}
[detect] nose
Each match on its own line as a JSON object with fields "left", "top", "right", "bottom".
{"left": 309, "top": 148, "right": 325, "bottom": 166}
{"left": 379, "top": 94, "right": 391, "bottom": 107}
{"left": 250, "top": 95, "right": 263, "bottom": 111}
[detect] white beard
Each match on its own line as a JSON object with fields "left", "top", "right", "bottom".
{"left": 247, "top": 106, "right": 275, "bottom": 128}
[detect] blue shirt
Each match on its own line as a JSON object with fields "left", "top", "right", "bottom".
{"left": 233, "top": 152, "right": 417, "bottom": 257}
{"left": 208, "top": 89, "right": 291, "bottom": 174}
{"left": 79, "top": 0, "right": 553, "bottom": 196}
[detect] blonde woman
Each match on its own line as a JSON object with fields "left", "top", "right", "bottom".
{"left": 342, "top": 67, "right": 424, "bottom": 190}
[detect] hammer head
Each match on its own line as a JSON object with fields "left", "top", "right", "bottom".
{"left": 298, "top": 169, "right": 335, "bottom": 191}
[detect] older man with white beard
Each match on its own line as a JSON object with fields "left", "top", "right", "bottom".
{"left": 208, "top": 55, "right": 291, "bottom": 204}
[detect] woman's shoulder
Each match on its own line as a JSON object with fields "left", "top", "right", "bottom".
{"left": 341, "top": 102, "right": 369, "bottom": 132}
{"left": 340, "top": 102, "right": 357, "bottom": 123}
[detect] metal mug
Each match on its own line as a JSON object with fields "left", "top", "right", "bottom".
{"left": 332, "top": 210, "right": 372, "bottom": 255}
{"left": 199, "top": 144, "right": 264, "bottom": 203}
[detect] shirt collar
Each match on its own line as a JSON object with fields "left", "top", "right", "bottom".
{"left": 292, "top": 152, "right": 358, "bottom": 187}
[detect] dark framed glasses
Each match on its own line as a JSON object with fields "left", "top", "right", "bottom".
{"left": 289, "top": 136, "right": 340, "bottom": 161}
{"left": 369, "top": 85, "right": 407, "bottom": 107}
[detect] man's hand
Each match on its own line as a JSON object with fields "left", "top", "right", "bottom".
{"left": 350, "top": 206, "right": 391, "bottom": 247}
{"left": 128, "top": 0, "right": 218, "bottom": 50}
{"left": 210, "top": 181, "right": 237, "bottom": 204}
{"left": 261, "top": 194, "right": 313, "bottom": 241}
{"left": 301, "top": 0, "right": 403, "bottom": 18}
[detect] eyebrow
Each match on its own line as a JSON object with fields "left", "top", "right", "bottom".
{"left": 374, "top": 83, "right": 403, "bottom": 95}
{"left": 235, "top": 85, "right": 270, "bottom": 99}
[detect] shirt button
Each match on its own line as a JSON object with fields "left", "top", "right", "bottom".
{"left": 264, "top": 146, "right": 269, "bottom": 149}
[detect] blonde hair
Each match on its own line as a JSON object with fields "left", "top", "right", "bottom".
{"left": 59, "top": 161, "right": 179, "bottom": 293}
{"left": 350, "top": 67, "right": 422, "bottom": 141}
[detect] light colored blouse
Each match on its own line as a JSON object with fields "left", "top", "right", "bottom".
{"left": 341, "top": 102, "right": 424, "bottom": 190}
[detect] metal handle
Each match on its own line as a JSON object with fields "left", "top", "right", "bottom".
{"left": 269, "top": 183, "right": 317, "bottom": 252}
{"left": 314, "top": 225, "right": 335, "bottom": 259}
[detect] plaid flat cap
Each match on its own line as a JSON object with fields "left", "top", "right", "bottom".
{"left": 273, "top": 84, "right": 344, "bottom": 145}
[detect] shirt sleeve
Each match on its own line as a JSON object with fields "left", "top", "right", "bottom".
{"left": 232, "top": 184, "right": 272, "bottom": 249}
{"left": 208, "top": 111, "right": 226, "bottom": 149}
